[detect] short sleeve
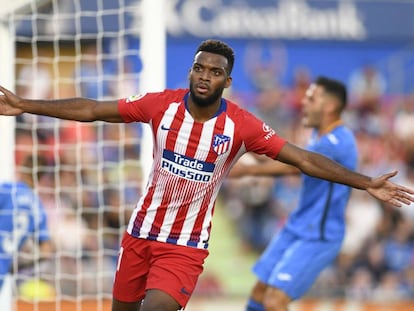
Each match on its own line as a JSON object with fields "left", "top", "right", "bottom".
{"left": 239, "top": 110, "right": 287, "bottom": 159}
{"left": 118, "top": 89, "right": 188, "bottom": 124}
{"left": 118, "top": 92, "right": 161, "bottom": 123}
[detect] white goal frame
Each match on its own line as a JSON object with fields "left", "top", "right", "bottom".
{"left": 0, "top": 0, "right": 22, "bottom": 182}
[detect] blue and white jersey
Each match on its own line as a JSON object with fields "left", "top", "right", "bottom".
{"left": 0, "top": 182, "right": 50, "bottom": 288}
{"left": 285, "top": 125, "right": 358, "bottom": 241}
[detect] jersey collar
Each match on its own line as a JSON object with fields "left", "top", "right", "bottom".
{"left": 184, "top": 92, "right": 227, "bottom": 118}
{"left": 319, "top": 119, "right": 344, "bottom": 136}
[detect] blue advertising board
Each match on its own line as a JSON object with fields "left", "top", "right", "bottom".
{"left": 167, "top": 0, "right": 414, "bottom": 42}
{"left": 15, "top": 0, "right": 414, "bottom": 42}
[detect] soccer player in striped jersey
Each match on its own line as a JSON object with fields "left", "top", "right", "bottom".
{"left": 0, "top": 40, "right": 413, "bottom": 311}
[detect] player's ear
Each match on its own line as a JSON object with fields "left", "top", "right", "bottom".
{"left": 326, "top": 98, "right": 339, "bottom": 114}
{"left": 224, "top": 76, "right": 232, "bottom": 88}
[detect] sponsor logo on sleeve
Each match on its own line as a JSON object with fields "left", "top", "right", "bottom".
{"left": 126, "top": 94, "right": 145, "bottom": 103}
{"left": 263, "top": 123, "right": 276, "bottom": 140}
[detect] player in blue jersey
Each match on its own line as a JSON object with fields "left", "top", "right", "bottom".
{"left": 0, "top": 155, "right": 53, "bottom": 309}
{"left": 230, "top": 77, "right": 367, "bottom": 311}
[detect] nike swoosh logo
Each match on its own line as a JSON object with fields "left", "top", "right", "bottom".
{"left": 161, "top": 124, "right": 178, "bottom": 131}
{"left": 180, "top": 287, "right": 191, "bottom": 296}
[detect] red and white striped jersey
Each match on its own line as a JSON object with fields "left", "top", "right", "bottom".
{"left": 118, "top": 89, "right": 286, "bottom": 249}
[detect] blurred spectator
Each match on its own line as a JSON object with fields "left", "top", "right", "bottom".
{"left": 243, "top": 42, "right": 286, "bottom": 93}
{"left": 15, "top": 128, "right": 35, "bottom": 167}
{"left": 393, "top": 94, "right": 414, "bottom": 142}
{"left": 243, "top": 42, "right": 292, "bottom": 137}
{"left": 349, "top": 63, "right": 387, "bottom": 115}
{"left": 102, "top": 187, "right": 135, "bottom": 266}
{"left": 16, "top": 63, "right": 52, "bottom": 100}
{"left": 253, "top": 86, "right": 289, "bottom": 137}
{"left": 394, "top": 94, "right": 414, "bottom": 171}
{"left": 345, "top": 267, "right": 374, "bottom": 301}
{"left": 341, "top": 191, "right": 383, "bottom": 256}
{"left": 15, "top": 63, "right": 57, "bottom": 139}
{"left": 109, "top": 56, "right": 141, "bottom": 98}
{"left": 352, "top": 239, "right": 388, "bottom": 285}
{"left": 371, "top": 271, "right": 410, "bottom": 302}
{"left": 383, "top": 217, "right": 414, "bottom": 272}
{"left": 348, "top": 63, "right": 387, "bottom": 135}
{"left": 74, "top": 43, "right": 112, "bottom": 99}
{"left": 286, "top": 66, "right": 312, "bottom": 119}
{"left": 107, "top": 36, "right": 142, "bottom": 98}
{"left": 403, "top": 260, "right": 414, "bottom": 297}
{"left": 400, "top": 168, "right": 414, "bottom": 222}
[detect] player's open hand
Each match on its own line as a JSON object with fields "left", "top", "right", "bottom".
{"left": 366, "top": 171, "right": 414, "bottom": 207}
{"left": 0, "top": 85, "right": 24, "bottom": 116}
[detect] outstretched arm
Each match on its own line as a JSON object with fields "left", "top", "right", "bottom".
{"left": 276, "top": 142, "right": 414, "bottom": 208}
{"left": 229, "top": 156, "right": 299, "bottom": 178}
{"left": 0, "top": 85, "right": 123, "bottom": 122}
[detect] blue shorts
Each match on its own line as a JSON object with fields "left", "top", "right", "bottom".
{"left": 252, "top": 228, "right": 342, "bottom": 300}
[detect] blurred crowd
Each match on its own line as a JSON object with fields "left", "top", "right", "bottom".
{"left": 12, "top": 43, "right": 414, "bottom": 302}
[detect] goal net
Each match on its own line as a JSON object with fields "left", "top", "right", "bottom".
{"left": 0, "top": 0, "right": 165, "bottom": 309}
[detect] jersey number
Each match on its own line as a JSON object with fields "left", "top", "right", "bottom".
{"left": 1, "top": 212, "right": 30, "bottom": 255}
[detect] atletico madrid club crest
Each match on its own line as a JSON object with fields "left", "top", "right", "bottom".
{"left": 212, "top": 134, "right": 231, "bottom": 155}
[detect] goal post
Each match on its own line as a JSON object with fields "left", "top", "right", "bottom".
{"left": 0, "top": 2, "right": 17, "bottom": 182}
{"left": 0, "top": 13, "right": 14, "bottom": 307}
{"left": 137, "top": 0, "right": 166, "bottom": 187}
{"left": 1, "top": 0, "right": 166, "bottom": 309}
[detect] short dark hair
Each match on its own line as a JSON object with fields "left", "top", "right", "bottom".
{"left": 315, "top": 76, "right": 347, "bottom": 111}
{"left": 196, "top": 39, "right": 235, "bottom": 75}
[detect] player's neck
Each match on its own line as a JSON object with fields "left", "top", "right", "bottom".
{"left": 318, "top": 119, "right": 343, "bottom": 136}
{"left": 186, "top": 95, "right": 223, "bottom": 122}
{"left": 189, "top": 105, "right": 220, "bottom": 122}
